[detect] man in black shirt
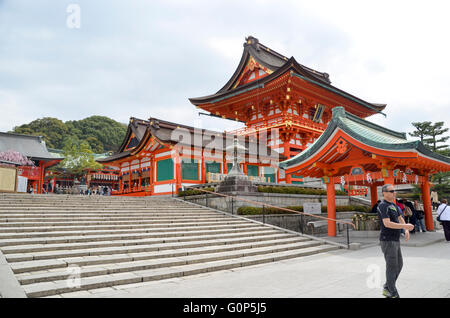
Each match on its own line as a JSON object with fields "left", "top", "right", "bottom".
{"left": 377, "top": 184, "right": 414, "bottom": 298}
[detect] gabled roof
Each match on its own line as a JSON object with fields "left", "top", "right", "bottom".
{"left": 99, "top": 116, "right": 285, "bottom": 163}
{"left": 0, "top": 132, "right": 54, "bottom": 161}
{"left": 279, "top": 107, "right": 450, "bottom": 171}
{"left": 188, "top": 36, "right": 386, "bottom": 116}
{"left": 216, "top": 36, "right": 331, "bottom": 94}
{"left": 116, "top": 117, "right": 150, "bottom": 153}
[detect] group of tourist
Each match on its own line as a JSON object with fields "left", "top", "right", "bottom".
{"left": 81, "top": 186, "right": 112, "bottom": 196}
{"left": 371, "top": 197, "right": 427, "bottom": 234}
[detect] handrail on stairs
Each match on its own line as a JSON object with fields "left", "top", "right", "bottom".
{"left": 175, "top": 184, "right": 355, "bottom": 248}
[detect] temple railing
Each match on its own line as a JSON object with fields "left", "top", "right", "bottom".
{"left": 227, "top": 117, "right": 327, "bottom": 136}
{"left": 206, "top": 172, "right": 267, "bottom": 183}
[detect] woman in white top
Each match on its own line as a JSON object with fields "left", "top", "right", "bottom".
{"left": 436, "top": 199, "right": 450, "bottom": 242}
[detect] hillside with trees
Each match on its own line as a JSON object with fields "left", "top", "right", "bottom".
{"left": 11, "top": 116, "right": 127, "bottom": 153}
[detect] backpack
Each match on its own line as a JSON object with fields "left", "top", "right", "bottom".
{"left": 404, "top": 206, "right": 413, "bottom": 217}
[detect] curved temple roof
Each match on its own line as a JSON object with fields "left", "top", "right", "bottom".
{"left": 189, "top": 36, "right": 386, "bottom": 116}
{"left": 279, "top": 107, "right": 450, "bottom": 172}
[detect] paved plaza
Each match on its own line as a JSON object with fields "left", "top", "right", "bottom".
{"left": 46, "top": 230, "right": 449, "bottom": 298}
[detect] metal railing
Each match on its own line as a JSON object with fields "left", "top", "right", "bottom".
{"left": 175, "top": 185, "right": 355, "bottom": 248}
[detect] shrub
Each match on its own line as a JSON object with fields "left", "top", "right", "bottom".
{"left": 237, "top": 205, "right": 368, "bottom": 215}
{"left": 257, "top": 186, "right": 346, "bottom": 196}
{"left": 178, "top": 187, "right": 215, "bottom": 197}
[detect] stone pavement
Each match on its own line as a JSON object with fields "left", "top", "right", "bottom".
{"left": 52, "top": 230, "right": 450, "bottom": 298}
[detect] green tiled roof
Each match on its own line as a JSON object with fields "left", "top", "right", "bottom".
{"left": 280, "top": 107, "right": 450, "bottom": 169}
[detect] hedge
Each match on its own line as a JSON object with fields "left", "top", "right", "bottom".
{"left": 178, "top": 187, "right": 215, "bottom": 197}
{"left": 257, "top": 186, "right": 347, "bottom": 196}
{"left": 237, "top": 204, "right": 369, "bottom": 215}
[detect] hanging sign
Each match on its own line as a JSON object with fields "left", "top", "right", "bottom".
{"left": 366, "top": 172, "right": 372, "bottom": 184}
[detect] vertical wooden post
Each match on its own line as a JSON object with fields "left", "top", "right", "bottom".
{"left": 176, "top": 156, "right": 182, "bottom": 194}
{"left": 285, "top": 172, "right": 292, "bottom": 184}
{"left": 421, "top": 175, "right": 434, "bottom": 231}
{"left": 327, "top": 180, "right": 337, "bottom": 237}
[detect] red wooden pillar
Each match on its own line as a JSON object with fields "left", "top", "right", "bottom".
{"left": 128, "top": 167, "right": 131, "bottom": 193}
{"left": 370, "top": 184, "right": 378, "bottom": 207}
{"left": 283, "top": 142, "right": 290, "bottom": 158}
{"left": 223, "top": 152, "right": 227, "bottom": 174}
{"left": 327, "top": 180, "right": 337, "bottom": 237}
{"left": 421, "top": 175, "right": 434, "bottom": 231}
{"left": 176, "top": 156, "right": 182, "bottom": 193}
{"left": 285, "top": 172, "right": 292, "bottom": 184}
{"left": 201, "top": 159, "right": 206, "bottom": 183}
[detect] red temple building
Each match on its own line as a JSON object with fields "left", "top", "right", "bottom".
{"left": 189, "top": 36, "right": 386, "bottom": 183}
{"left": 98, "top": 117, "right": 281, "bottom": 196}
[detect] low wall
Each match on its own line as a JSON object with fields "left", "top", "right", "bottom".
{"left": 183, "top": 192, "right": 350, "bottom": 212}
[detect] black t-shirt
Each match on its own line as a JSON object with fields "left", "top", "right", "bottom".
{"left": 377, "top": 199, "right": 402, "bottom": 241}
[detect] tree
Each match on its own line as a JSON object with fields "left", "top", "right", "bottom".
{"left": 65, "top": 116, "right": 127, "bottom": 152}
{"left": 11, "top": 115, "right": 127, "bottom": 153}
{"left": 54, "top": 137, "right": 102, "bottom": 177}
{"left": 432, "top": 147, "right": 450, "bottom": 200}
{"left": 12, "top": 117, "right": 68, "bottom": 149}
{"left": 409, "top": 121, "right": 433, "bottom": 144}
{"left": 425, "top": 122, "right": 449, "bottom": 151}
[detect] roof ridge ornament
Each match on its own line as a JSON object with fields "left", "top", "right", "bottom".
{"left": 332, "top": 106, "right": 346, "bottom": 118}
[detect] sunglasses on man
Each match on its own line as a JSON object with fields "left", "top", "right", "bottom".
{"left": 383, "top": 190, "right": 396, "bottom": 193}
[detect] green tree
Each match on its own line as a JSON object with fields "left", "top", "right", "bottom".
{"left": 12, "top": 117, "right": 68, "bottom": 149}
{"left": 66, "top": 116, "right": 127, "bottom": 152}
{"left": 432, "top": 147, "right": 450, "bottom": 200}
{"left": 85, "top": 136, "right": 104, "bottom": 153}
{"left": 425, "top": 122, "right": 449, "bottom": 151}
{"left": 409, "top": 121, "right": 433, "bottom": 144}
{"left": 55, "top": 137, "right": 102, "bottom": 177}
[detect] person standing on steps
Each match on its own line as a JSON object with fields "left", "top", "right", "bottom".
{"left": 377, "top": 184, "right": 415, "bottom": 298}
{"left": 436, "top": 199, "right": 450, "bottom": 242}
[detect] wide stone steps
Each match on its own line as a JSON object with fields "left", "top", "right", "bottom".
{"left": 10, "top": 237, "right": 310, "bottom": 274}
{"left": 0, "top": 224, "right": 269, "bottom": 247}
{"left": 4, "top": 232, "right": 292, "bottom": 262}
{"left": 23, "top": 244, "right": 338, "bottom": 298}
{"left": 0, "top": 216, "right": 244, "bottom": 227}
{"left": 0, "top": 194, "right": 341, "bottom": 298}
{"left": 17, "top": 240, "right": 322, "bottom": 285}
{"left": 1, "top": 228, "right": 280, "bottom": 254}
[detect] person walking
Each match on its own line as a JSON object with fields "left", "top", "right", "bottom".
{"left": 431, "top": 190, "right": 439, "bottom": 210}
{"left": 377, "top": 184, "right": 415, "bottom": 298}
{"left": 413, "top": 200, "right": 426, "bottom": 233}
{"left": 436, "top": 199, "right": 450, "bottom": 242}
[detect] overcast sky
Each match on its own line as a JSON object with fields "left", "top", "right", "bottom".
{"left": 1, "top": 0, "right": 449, "bottom": 142}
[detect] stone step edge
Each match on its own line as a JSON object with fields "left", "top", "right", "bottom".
{"left": 0, "top": 218, "right": 248, "bottom": 227}
{"left": 17, "top": 240, "right": 323, "bottom": 284}
{"left": 11, "top": 237, "right": 311, "bottom": 274}
{"left": 0, "top": 224, "right": 267, "bottom": 247}
{"left": 0, "top": 224, "right": 265, "bottom": 246}
{"left": 0, "top": 228, "right": 280, "bottom": 254}
{"left": 0, "top": 220, "right": 249, "bottom": 234}
{"left": 0, "top": 224, "right": 260, "bottom": 240}
{"left": 24, "top": 244, "right": 339, "bottom": 297}
{"left": 5, "top": 232, "right": 296, "bottom": 262}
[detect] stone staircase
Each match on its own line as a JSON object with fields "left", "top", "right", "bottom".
{"left": 0, "top": 193, "right": 340, "bottom": 298}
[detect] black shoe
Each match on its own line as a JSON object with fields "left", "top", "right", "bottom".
{"left": 383, "top": 288, "right": 400, "bottom": 298}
